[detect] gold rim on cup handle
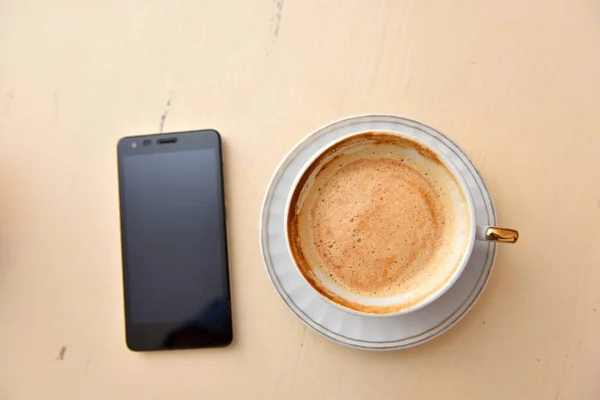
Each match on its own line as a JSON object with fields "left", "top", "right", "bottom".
{"left": 485, "top": 227, "right": 519, "bottom": 243}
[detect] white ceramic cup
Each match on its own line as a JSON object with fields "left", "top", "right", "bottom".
{"left": 285, "top": 129, "right": 518, "bottom": 317}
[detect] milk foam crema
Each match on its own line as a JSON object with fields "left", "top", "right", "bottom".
{"left": 287, "top": 133, "right": 472, "bottom": 314}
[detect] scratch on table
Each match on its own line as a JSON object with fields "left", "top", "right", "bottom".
{"left": 403, "top": 75, "right": 413, "bottom": 92}
{"left": 159, "top": 97, "right": 171, "bottom": 133}
{"left": 290, "top": 327, "right": 307, "bottom": 390}
{"left": 267, "top": 0, "right": 285, "bottom": 53}
{"left": 271, "top": 0, "right": 283, "bottom": 37}
{"left": 56, "top": 345, "right": 66, "bottom": 361}
{"left": 554, "top": 391, "right": 564, "bottom": 400}
{"left": 273, "top": 0, "right": 284, "bottom": 37}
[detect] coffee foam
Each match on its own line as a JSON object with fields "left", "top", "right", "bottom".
{"left": 287, "top": 133, "right": 471, "bottom": 314}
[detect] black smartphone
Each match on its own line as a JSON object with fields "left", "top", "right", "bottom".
{"left": 117, "top": 130, "right": 232, "bottom": 351}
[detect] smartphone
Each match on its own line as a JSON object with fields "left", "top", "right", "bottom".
{"left": 117, "top": 130, "right": 232, "bottom": 351}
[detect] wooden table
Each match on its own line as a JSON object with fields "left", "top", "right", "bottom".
{"left": 1, "top": 1, "right": 599, "bottom": 399}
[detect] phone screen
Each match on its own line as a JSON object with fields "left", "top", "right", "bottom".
{"left": 118, "top": 130, "right": 232, "bottom": 351}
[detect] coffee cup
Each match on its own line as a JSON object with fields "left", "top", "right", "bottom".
{"left": 285, "top": 130, "right": 518, "bottom": 317}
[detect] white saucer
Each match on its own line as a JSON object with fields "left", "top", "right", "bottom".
{"left": 259, "top": 115, "right": 497, "bottom": 350}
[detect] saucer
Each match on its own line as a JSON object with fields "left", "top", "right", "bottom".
{"left": 259, "top": 115, "right": 497, "bottom": 350}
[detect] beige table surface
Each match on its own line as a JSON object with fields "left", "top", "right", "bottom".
{"left": 1, "top": 0, "right": 600, "bottom": 399}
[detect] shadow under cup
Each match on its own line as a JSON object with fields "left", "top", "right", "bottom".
{"left": 285, "top": 131, "right": 478, "bottom": 317}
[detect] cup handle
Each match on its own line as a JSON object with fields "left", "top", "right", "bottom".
{"left": 476, "top": 226, "right": 519, "bottom": 243}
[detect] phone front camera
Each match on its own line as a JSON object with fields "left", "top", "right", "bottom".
{"left": 143, "top": 140, "right": 152, "bottom": 147}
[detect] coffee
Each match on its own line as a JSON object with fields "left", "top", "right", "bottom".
{"left": 287, "top": 132, "right": 471, "bottom": 314}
